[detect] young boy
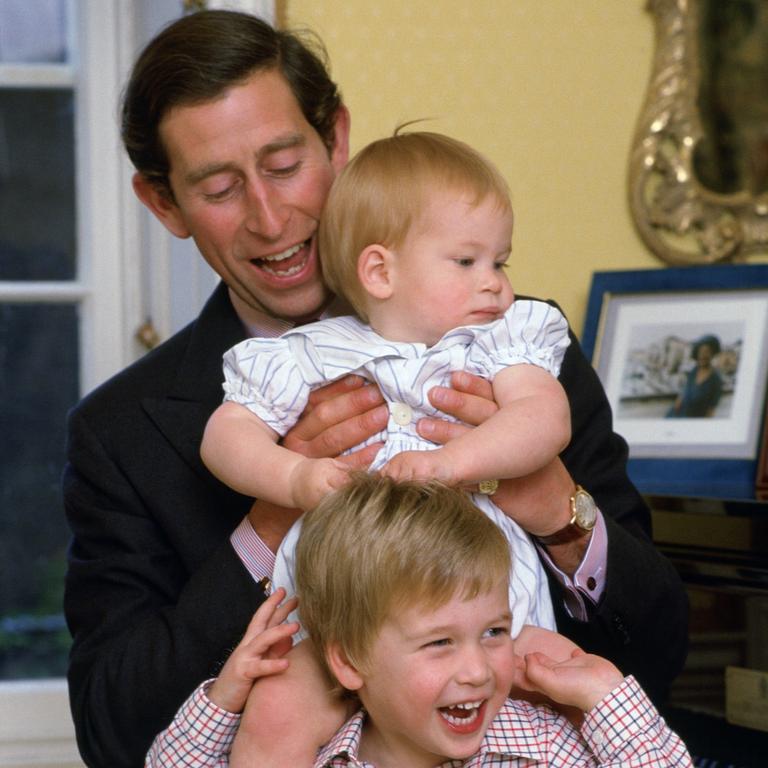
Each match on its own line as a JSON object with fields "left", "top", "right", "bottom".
{"left": 146, "top": 474, "right": 692, "bottom": 767}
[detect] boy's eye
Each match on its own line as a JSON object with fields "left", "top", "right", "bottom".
{"left": 424, "top": 637, "right": 451, "bottom": 648}
{"left": 483, "top": 626, "right": 509, "bottom": 639}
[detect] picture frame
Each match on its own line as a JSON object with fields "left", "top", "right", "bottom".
{"left": 582, "top": 264, "right": 768, "bottom": 499}
{"left": 758, "top": 406, "right": 768, "bottom": 501}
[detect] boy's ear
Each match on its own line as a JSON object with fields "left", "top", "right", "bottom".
{"left": 326, "top": 642, "right": 364, "bottom": 692}
{"left": 132, "top": 172, "right": 191, "bottom": 239}
{"left": 357, "top": 244, "right": 395, "bottom": 300}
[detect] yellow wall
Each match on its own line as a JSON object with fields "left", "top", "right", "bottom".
{"left": 282, "top": 0, "right": 660, "bottom": 335}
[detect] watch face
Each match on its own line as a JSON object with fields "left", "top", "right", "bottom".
{"left": 573, "top": 490, "right": 597, "bottom": 528}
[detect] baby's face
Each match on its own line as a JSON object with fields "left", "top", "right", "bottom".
{"left": 370, "top": 193, "right": 514, "bottom": 346}
{"left": 356, "top": 582, "right": 515, "bottom": 767}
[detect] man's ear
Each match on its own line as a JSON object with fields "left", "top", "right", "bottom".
{"left": 329, "top": 105, "right": 351, "bottom": 175}
{"left": 357, "top": 244, "right": 395, "bottom": 300}
{"left": 326, "top": 642, "right": 364, "bottom": 692}
{"left": 132, "top": 172, "right": 191, "bottom": 239}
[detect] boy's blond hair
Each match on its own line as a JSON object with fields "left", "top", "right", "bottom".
{"left": 319, "top": 130, "right": 513, "bottom": 321}
{"left": 295, "top": 473, "right": 511, "bottom": 684}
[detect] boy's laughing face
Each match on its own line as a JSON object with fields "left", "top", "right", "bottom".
{"left": 352, "top": 582, "right": 515, "bottom": 767}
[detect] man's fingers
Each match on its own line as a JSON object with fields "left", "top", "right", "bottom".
{"left": 426, "top": 384, "right": 498, "bottom": 428}
{"left": 284, "top": 387, "right": 386, "bottom": 457}
{"left": 450, "top": 371, "right": 494, "bottom": 399}
{"left": 417, "top": 416, "right": 470, "bottom": 446}
{"left": 336, "top": 442, "right": 384, "bottom": 470}
{"left": 305, "top": 375, "right": 368, "bottom": 409}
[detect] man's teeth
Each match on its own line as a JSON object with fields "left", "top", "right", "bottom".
{"left": 258, "top": 242, "right": 308, "bottom": 276}
{"left": 262, "top": 261, "right": 304, "bottom": 277}
{"left": 263, "top": 242, "right": 303, "bottom": 262}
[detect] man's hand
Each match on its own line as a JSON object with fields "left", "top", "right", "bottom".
{"left": 419, "top": 371, "right": 590, "bottom": 576}
{"left": 282, "top": 375, "right": 387, "bottom": 464}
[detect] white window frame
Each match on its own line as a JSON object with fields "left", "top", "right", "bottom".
{"left": 0, "top": 2, "right": 273, "bottom": 765}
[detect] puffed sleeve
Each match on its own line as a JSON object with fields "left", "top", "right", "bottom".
{"left": 221, "top": 334, "right": 328, "bottom": 436}
{"left": 468, "top": 299, "right": 571, "bottom": 379}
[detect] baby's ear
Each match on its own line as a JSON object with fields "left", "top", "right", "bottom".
{"left": 325, "top": 642, "right": 364, "bottom": 692}
{"left": 357, "top": 244, "right": 395, "bottom": 300}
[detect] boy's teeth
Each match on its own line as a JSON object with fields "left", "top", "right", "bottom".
{"left": 439, "top": 700, "right": 483, "bottom": 724}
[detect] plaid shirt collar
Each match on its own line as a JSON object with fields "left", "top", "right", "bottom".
{"left": 313, "top": 700, "right": 548, "bottom": 767}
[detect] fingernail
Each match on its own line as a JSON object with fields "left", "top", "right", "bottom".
{"left": 419, "top": 419, "right": 435, "bottom": 436}
{"left": 453, "top": 371, "right": 469, "bottom": 387}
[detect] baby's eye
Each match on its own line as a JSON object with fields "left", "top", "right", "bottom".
{"left": 493, "top": 261, "right": 507, "bottom": 270}
{"left": 454, "top": 257, "right": 474, "bottom": 267}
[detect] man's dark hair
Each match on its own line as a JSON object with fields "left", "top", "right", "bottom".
{"left": 121, "top": 9, "right": 342, "bottom": 197}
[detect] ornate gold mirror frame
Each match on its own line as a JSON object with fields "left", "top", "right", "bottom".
{"left": 628, "top": 0, "right": 768, "bottom": 265}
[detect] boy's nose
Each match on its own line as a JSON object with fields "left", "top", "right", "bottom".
{"left": 455, "top": 646, "right": 492, "bottom": 686}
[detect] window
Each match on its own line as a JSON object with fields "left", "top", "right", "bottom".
{"left": 0, "top": 1, "right": 134, "bottom": 763}
{"left": 0, "top": 1, "right": 273, "bottom": 765}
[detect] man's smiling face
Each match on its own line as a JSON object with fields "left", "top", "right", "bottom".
{"left": 152, "top": 67, "right": 349, "bottom": 324}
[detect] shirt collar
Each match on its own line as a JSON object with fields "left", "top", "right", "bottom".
{"left": 313, "top": 700, "right": 547, "bottom": 767}
{"left": 314, "top": 710, "right": 366, "bottom": 767}
{"left": 238, "top": 295, "right": 352, "bottom": 340}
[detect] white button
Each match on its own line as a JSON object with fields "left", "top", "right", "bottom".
{"left": 391, "top": 402, "right": 413, "bottom": 426}
{"left": 592, "top": 728, "right": 605, "bottom": 746}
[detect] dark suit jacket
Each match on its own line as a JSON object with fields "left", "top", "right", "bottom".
{"left": 63, "top": 283, "right": 688, "bottom": 767}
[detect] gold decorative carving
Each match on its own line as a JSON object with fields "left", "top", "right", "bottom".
{"left": 628, "top": 0, "right": 768, "bottom": 265}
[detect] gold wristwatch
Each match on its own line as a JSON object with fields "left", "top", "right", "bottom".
{"left": 537, "top": 485, "right": 597, "bottom": 545}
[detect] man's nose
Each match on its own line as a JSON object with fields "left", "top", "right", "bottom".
{"left": 244, "top": 182, "right": 287, "bottom": 240}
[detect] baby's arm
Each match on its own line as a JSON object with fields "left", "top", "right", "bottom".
{"left": 382, "top": 363, "right": 570, "bottom": 485}
{"left": 201, "top": 401, "right": 350, "bottom": 511}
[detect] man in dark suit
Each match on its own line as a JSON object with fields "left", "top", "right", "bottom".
{"left": 63, "top": 10, "right": 688, "bottom": 767}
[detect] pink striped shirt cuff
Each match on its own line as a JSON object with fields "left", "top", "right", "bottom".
{"left": 230, "top": 516, "right": 276, "bottom": 583}
{"left": 536, "top": 510, "right": 607, "bottom": 621}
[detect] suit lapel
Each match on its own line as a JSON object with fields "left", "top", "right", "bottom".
{"left": 142, "top": 283, "right": 247, "bottom": 479}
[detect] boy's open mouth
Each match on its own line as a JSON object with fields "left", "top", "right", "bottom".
{"left": 438, "top": 699, "right": 485, "bottom": 728}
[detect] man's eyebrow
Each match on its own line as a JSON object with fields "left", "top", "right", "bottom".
{"left": 183, "top": 133, "right": 308, "bottom": 186}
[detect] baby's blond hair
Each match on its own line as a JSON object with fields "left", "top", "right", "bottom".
{"left": 319, "top": 130, "right": 512, "bottom": 321}
{"left": 295, "top": 473, "right": 511, "bottom": 685}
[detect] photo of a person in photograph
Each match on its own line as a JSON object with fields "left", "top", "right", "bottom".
{"left": 666, "top": 334, "right": 724, "bottom": 418}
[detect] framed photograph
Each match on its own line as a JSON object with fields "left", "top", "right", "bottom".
{"left": 582, "top": 264, "right": 768, "bottom": 499}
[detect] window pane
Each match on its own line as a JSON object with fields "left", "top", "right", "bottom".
{"left": 0, "top": 0, "right": 68, "bottom": 63}
{"left": 0, "top": 87, "right": 76, "bottom": 280}
{"left": 0, "top": 303, "right": 78, "bottom": 679}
